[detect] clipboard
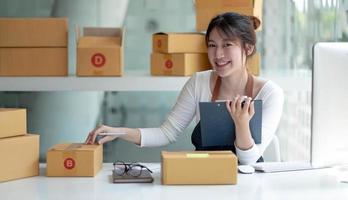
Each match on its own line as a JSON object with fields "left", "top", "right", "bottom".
{"left": 199, "top": 100, "right": 262, "bottom": 147}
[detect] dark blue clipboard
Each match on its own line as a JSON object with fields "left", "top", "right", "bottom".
{"left": 199, "top": 100, "right": 262, "bottom": 147}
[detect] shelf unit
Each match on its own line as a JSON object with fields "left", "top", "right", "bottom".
{"left": 0, "top": 70, "right": 189, "bottom": 91}
{"left": 0, "top": 70, "right": 311, "bottom": 91}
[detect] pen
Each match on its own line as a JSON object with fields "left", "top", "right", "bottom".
{"left": 99, "top": 132, "right": 127, "bottom": 136}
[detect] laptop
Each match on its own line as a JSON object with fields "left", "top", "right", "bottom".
{"left": 199, "top": 100, "right": 262, "bottom": 148}
{"left": 247, "top": 43, "right": 348, "bottom": 173}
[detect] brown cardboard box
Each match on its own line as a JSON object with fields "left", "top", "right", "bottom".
{"left": 195, "top": 0, "right": 263, "bottom": 31}
{"left": 0, "top": 18, "right": 68, "bottom": 47}
{"left": 151, "top": 52, "right": 210, "bottom": 76}
{"left": 0, "top": 134, "right": 40, "bottom": 182}
{"left": 247, "top": 52, "right": 261, "bottom": 76}
{"left": 76, "top": 27, "right": 123, "bottom": 76}
{"left": 0, "top": 108, "right": 26, "bottom": 138}
{"left": 0, "top": 47, "right": 67, "bottom": 76}
{"left": 161, "top": 151, "right": 237, "bottom": 185}
{"left": 152, "top": 32, "right": 207, "bottom": 53}
{"left": 46, "top": 143, "right": 103, "bottom": 177}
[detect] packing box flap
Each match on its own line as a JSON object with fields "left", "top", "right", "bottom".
{"left": 50, "top": 143, "right": 100, "bottom": 151}
{"left": 79, "top": 37, "right": 121, "bottom": 47}
{"left": 77, "top": 27, "right": 123, "bottom": 46}
{"left": 0, "top": 18, "right": 68, "bottom": 47}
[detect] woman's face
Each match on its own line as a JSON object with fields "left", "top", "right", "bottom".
{"left": 207, "top": 27, "right": 246, "bottom": 77}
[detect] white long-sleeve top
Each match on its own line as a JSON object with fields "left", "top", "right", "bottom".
{"left": 139, "top": 70, "right": 284, "bottom": 164}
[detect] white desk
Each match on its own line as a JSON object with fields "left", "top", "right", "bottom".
{"left": 1, "top": 163, "right": 347, "bottom": 200}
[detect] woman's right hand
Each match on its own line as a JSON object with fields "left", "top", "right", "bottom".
{"left": 85, "top": 124, "right": 121, "bottom": 145}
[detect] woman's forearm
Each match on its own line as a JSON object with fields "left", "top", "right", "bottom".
{"left": 235, "top": 123, "right": 254, "bottom": 150}
{"left": 118, "top": 128, "right": 141, "bottom": 145}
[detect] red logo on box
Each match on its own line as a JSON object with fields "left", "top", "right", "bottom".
{"left": 64, "top": 158, "right": 75, "bottom": 170}
{"left": 165, "top": 59, "right": 173, "bottom": 69}
{"left": 91, "top": 53, "right": 106, "bottom": 68}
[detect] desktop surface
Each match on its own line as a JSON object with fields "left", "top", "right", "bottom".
{"left": 0, "top": 163, "right": 347, "bottom": 200}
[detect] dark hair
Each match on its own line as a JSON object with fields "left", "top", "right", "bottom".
{"left": 205, "top": 12, "right": 260, "bottom": 57}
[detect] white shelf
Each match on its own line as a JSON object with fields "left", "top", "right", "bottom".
{"left": 0, "top": 70, "right": 311, "bottom": 91}
{"left": 0, "top": 70, "right": 190, "bottom": 91}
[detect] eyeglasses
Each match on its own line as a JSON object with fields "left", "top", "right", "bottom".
{"left": 113, "top": 161, "right": 153, "bottom": 177}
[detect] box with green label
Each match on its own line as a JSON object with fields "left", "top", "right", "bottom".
{"left": 161, "top": 151, "right": 237, "bottom": 185}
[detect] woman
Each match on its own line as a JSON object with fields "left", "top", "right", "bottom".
{"left": 85, "top": 12, "right": 284, "bottom": 165}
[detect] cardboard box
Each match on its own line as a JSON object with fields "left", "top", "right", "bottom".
{"left": 76, "top": 27, "right": 123, "bottom": 76}
{"left": 0, "top": 18, "right": 68, "bottom": 47}
{"left": 247, "top": 52, "right": 261, "bottom": 76}
{"left": 195, "top": 0, "right": 263, "bottom": 31}
{"left": 152, "top": 32, "right": 207, "bottom": 53}
{"left": 161, "top": 151, "right": 237, "bottom": 185}
{"left": 0, "top": 108, "right": 26, "bottom": 138}
{"left": 0, "top": 134, "right": 40, "bottom": 182}
{"left": 151, "top": 52, "right": 210, "bottom": 76}
{"left": 46, "top": 143, "right": 103, "bottom": 177}
{"left": 0, "top": 47, "right": 67, "bottom": 76}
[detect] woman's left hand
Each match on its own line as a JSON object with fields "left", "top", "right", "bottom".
{"left": 226, "top": 95, "right": 255, "bottom": 126}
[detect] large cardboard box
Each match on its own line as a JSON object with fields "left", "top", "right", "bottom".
{"left": 152, "top": 32, "right": 207, "bottom": 53}
{"left": 0, "top": 108, "right": 26, "bottom": 138}
{"left": 195, "top": 0, "right": 263, "bottom": 31}
{"left": 161, "top": 151, "right": 238, "bottom": 185}
{"left": 151, "top": 52, "right": 210, "bottom": 76}
{"left": 46, "top": 143, "right": 103, "bottom": 177}
{"left": 0, "top": 18, "right": 68, "bottom": 47}
{"left": 76, "top": 27, "right": 123, "bottom": 76}
{"left": 0, "top": 134, "right": 40, "bottom": 182}
{"left": 247, "top": 52, "right": 261, "bottom": 76}
{"left": 0, "top": 48, "right": 67, "bottom": 76}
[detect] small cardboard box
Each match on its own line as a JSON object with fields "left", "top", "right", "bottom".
{"left": 152, "top": 32, "right": 207, "bottom": 53}
{"left": 46, "top": 143, "right": 103, "bottom": 177}
{"left": 76, "top": 27, "right": 124, "bottom": 76}
{"left": 0, "top": 18, "right": 68, "bottom": 47}
{"left": 151, "top": 52, "right": 210, "bottom": 76}
{"left": 161, "top": 151, "right": 238, "bottom": 185}
{"left": 195, "top": 0, "right": 263, "bottom": 31}
{"left": 247, "top": 52, "right": 261, "bottom": 76}
{"left": 0, "top": 108, "right": 26, "bottom": 139}
{"left": 0, "top": 47, "right": 67, "bottom": 76}
{"left": 0, "top": 134, "right": 40, "bottom": 182}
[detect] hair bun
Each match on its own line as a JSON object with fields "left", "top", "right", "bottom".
{"left": 249, "top": 16, "right": 261, "bottom": 30}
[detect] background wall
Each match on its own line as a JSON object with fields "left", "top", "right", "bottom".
{"left": 0, "top": 0, "right": 347, "bottom": 162}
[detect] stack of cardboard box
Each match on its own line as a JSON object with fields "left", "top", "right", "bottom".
{"left": 195, "top": 0, "right": 263, "bottom": 76}
{"left": 0, "top": 108, "right": 40, "bottom": 182}
{"left": 76, "top": 27, "right": 124, "bottom": 76}
{"left": 151, "top": 32, "right": 211, "bottom": 76}
{"left": 0, "top": 18, "right": 68, "bottom": 76}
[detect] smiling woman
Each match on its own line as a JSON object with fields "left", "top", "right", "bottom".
{"left": 86, "top": 12, "right": 284, "bottom": 165}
